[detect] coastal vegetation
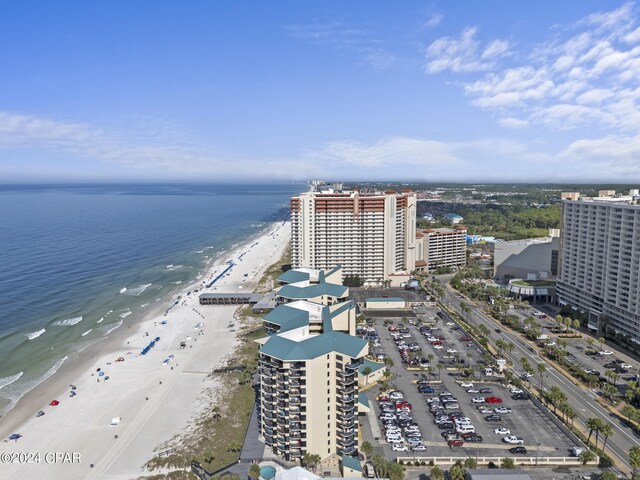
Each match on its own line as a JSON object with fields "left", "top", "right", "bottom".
{"left": 257, "top": 244, "right": 291, "bottom": 292}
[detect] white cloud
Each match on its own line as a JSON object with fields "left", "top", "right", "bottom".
{"left": 425, "top": 27, "right": 510, "bottom": 73}
{"left": 440, "top": 3, "right": 640, "bottom": 133}
{"left": 359, "top": 48, "right": 398, "bottom": 71}
{"left": 424, "top": 12, "right": 443, "bottom": 28}
{"left": 498, "top": 117, "right": 529, "bottom": 129}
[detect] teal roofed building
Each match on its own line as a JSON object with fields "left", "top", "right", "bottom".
{"left": 276, "top": 269, "right": 348, "bottom": 306}
{"left": 257, "top": 267, "right": 367, "bottom": 462}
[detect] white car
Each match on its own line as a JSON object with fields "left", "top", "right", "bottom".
{"left": 459, "top": 382, "right": 473, "bottom": 388}
{"left": 391, "top": 444, "right": 409, "bottom": 452}
{"left": 472, "top": 397, "right": 485, "bottom": 403}
{"left": 599, "top": 350, "right": 613, "bottom": 356}
{"left": 446, "top": 322, "right": 455, "bottom": 326}
{"left": 494, "top": 407, "right": 512, "bottom": 414}
{"left": 620, "top": 363, "right": 632, "bottom": 369}
{"left": 545, "top": 341, "right": 557, "bottom": 346}
{"left": 503, "top": 436, "right": 524, "bottom": 445}
{"left": 466, "top": 388, "right": 480, "bottom": 394}
{"left": 509, "top": 387, "right": 523, "bottom": 394}
{"left": 389, "top": 391, "right": 404, "bottom": 400}
{"left": 411, "top": 444, "right": 428, "bottom": 452}
{"left": 477, "top": 407, "right": 493, "bottom": 414}
{"left": 494, "top": 428, "right": 511, "bottom": 435}
{"left": 447, "top": 349, "right": 458, "bottom": 354}
{"left": 387, "top": 436, "right": 404, "bottom": 444}
{"left": 521, "top": 372, "right": 533, "bottom": 378}
{"left": 434, "top": 345, "right": 443, "bottom": 349}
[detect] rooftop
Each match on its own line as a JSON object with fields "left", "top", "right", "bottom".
{"left": 277, "top": 280, "right": 348, "bottom": 300}
{"left": 366, "top": 297, "right": 405, "bottom": 302}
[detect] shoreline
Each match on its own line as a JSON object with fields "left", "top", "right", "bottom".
{"left": 0, "top": 220, "right": 290, "bottom": 479}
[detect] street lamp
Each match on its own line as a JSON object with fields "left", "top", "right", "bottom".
{"left": 535, "top": 442, "right": 541, "bottom": 467}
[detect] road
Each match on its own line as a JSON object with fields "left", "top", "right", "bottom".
{"left": 438, "top": 283, "right": 638, "bottom": 475}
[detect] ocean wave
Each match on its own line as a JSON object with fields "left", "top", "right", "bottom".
{"left": 53, "top": 316, "right": 83, "bottom": 326}
{"left": 123, "top": 283, "right": 151, "bottom": 296}
{"left": 140, "top": 303, "right": 150, "bottom": 308}
{"left": 103, "top": 320, "right": 123, "bottom": 336}
{"left": 26, "top": 329, "right": 46, "bottom": 340}
{"left": 0, "top": 371, "right": 24, "bottom": 391}
{"left": 97, "top": 317, "right": 104, "bottom": 324}
{"left": 166, "top": 264, "right": 174, "bottom": 268}
{"left": 120, "top": 311, "right": 132, "bottom": 319}
{"left": 120, "top": 287, "right": 127, "bottom": 294}
{"left": 0, "top": 357, "right": 68, "bottom": 416}
{"left": 81, "top": 329, "right": 92, "bottom": 336}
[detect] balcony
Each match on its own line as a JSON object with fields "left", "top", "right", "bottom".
{"left": 290, "top": 397, "right": 302, "bottom": 405}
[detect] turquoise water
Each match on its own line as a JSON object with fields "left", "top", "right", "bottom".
{"left": 260, "top": 466, "right": 277, "bottom": 480}
{"left": 0, "top": 183, "right": 302, "bottom": 415}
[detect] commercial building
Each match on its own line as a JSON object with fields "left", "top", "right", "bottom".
{"left": 415, "top": 227, "right": 467, "bottom": 272}
{"left": 291, "top": 190, "right": 417, "bottom": 284}
{"left": 493, "top": 230, "right": 560, "bottom": 283}
{"left": 557, "top": 190, "right": 640, "bottom": 344}
{"left": 444, "top": 213, "right": 464, "bottom": 224}
{"left": 257, "top": 269, "right": 369, "bottom": 461}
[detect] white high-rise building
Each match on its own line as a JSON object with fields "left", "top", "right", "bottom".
{"left": 557, "top": 190, "right": 640, "bottom": 344}
{"left": 290, "top": 190, "right": 416, "bottom": 283}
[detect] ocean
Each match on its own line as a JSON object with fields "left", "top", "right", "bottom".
{"left": 0, "top": 183, "right": 302, "bottom": 415}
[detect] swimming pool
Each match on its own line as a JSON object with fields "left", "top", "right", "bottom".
{"left": 260, "top": 465, "right": 277, "bottom": 480}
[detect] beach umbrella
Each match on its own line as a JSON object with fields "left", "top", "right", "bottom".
{"left": 98, "top": 371, "right": 105, "bottom": 377}
{"left": 8, "top": 433, "right": 22, "bottom": 441}
{"left": 49, "top": 400, "right": 59, "bottom": 406}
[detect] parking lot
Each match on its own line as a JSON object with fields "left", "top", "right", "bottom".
{"left": 359, "top": 312, "right": 578, "bottom": 461}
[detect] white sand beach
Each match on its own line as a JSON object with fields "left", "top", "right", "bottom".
{"left": 0, "top": 221, "right": 289, "bottom": 479}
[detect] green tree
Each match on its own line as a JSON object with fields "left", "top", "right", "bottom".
{"left": 500, "top": 457, "right": 515, "bottom": 469}
{"left": 387, "top": 463, "right": 405, "bottom": 480}
{"left": 303, "top": 453, "right": 321, "bottom": 473}
{"left": 249, "top": 464, "right": 261, "bottom": 480}
{"left": 599, "top": 470, "right": 618, "bottom": 480}
{"left": 630, "top": 445, "right": 640, "bottom": 480}
{"left": 463, "top": 458, "right": 477, "bottom": 469}
{"left": 449, "top": 464, "right": 465, "bottom": 480}
{"left": 537, "top": 362, "right": 547, "bottom": 390}
{"left": 586, "top": 418, "right": 604, "bottom": 448}
{"left": 429, "top": 466, "right": 444, "bottom": 480}
{"left": 622, "top": 404, "right": 638, "bottom": 423}
{"left": 600, "top": 423, "right": 613, "bottom": 451}
{"left": 360, "top": 441, "right": 373, "bottom": 464}
{"left": 579, "top": 449, "right": 596, "bottom": 465}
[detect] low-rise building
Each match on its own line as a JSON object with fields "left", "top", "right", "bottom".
{"left": 493, "top": 230, "right": 560, "bottom": 283}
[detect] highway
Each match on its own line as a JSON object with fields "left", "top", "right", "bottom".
{"left": 439, "top": 284, "right": 638, "bottom": 474}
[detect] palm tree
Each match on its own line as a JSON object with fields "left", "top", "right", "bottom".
{"left": 249, "top": 464, "right": 262, "bottom": 480}
{"left": 586, "top": 337, "right": 594, "bottom": 352}
{"left": 302, "top": 453, "right": 321, "bottom": 473}
{"left": 599, "top": 470, "right": 618, "bottom": 480}
{"left": 579, "top": 450, "right": 596, "bottom": 465}
{"left": 555, "top": 314, "right": 563, "bottom": 331}
{"left": 430, "top": 466, "right": 445, "bottom": 480}
{"left": 573, "top": 318, "right": 581, "bottom": 334}
{"left": 586, "top": 418, "right": 600, "bottom": 447}
{"left": 629, "top": 445, "right": 640, "bottom": 480}
{"left": 449, "top": 464, "right": 465, "bottom": 480}
{"left": 600, "top": 423, "right": 613, "bottom": 451}
{"left": 437, "top": 362, "right": 444, "bottom": 380}
{"left": 537, "top": 362, "right": 547, "bottom": 390}
{"left": 360, "top": 441, "right": 373, "bottom": 465}
{"left": 622, "top": 404, "right": 637, "bottom": 423}
{"left": 500, "top": 457, "right": 515, "bottom": 469}
{"left": 598, "top": 336, "right": 605, "bottom": 350}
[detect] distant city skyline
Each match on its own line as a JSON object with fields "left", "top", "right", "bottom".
{"left": 1, "top": 1, "right": 640, "bottom": 182}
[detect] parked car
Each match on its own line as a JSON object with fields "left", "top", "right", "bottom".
{"left": 448, "top": 439, "right": 464, "bottom": 447}
{"left": 472, "top": 397, "right": 485, "bottom": 403}
{"left": 460, "top": 336, "right": 472, "bottom": 341}
{"left": 494, "top": 428, "right": 511, "bottom": 435}
{"left": 434, "top": 345, "right": 443, "bottom": 349}
{"left": 503, "top": 436, "right": 524, "bottom": 444}
{"left": 509, "top": 446, "right": 527, "bottom": 454}
{"left": 459, "top": 382, "right": 473, "bottom": 388}
{"left": 477, "top": 407, "right": 493, "bottom": 414}
{"left": 463, "top": 434, "right": 483, "bottom": 443}
{"left": 467, "top": 388, "right": 480, "bottom": 394}
{"left": 512, "top": 393, "right": 530, "bottom": 400}
{"left": 494, "top": 407, "right": 512, "bottom": 414}
{"left": 485, "top": 414, "right": 503, "bottom": 422}
{"left": 485, "top": 396, "right": 503, "bottom": 403}
{"left": 479, "top": 387, "right": 492, "bottom": 394}
{"left": 391, "top": 444, "right": 409, "bottom": 452}
{"left": 598, "top": 350, "right": 613, "bottom": 355}
{"left": 411, "top": 444, "right": 428, "bottom": 452}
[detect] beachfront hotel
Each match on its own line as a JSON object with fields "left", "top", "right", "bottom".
{"left": 257, "top": 269, "right": 369, "bottom": 461}
{"left": 557, "top": 190, "right": 640, "bottom": 344}
{"left": 290, "top": 189, "right": 417, "bottom": 284}
{"left": 414, "top": 227, "right": 468, "bottom": 272}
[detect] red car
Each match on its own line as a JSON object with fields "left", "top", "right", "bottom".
{"left": 485, "top": 396, "right": 503, "bottom": 404}
{"left": 460, "top": 336, "right": 472, "bottom": 341}
{"left": 395, "top": 401, "right": 412, "bottom": 409}
{"left": 448, "top": 439, "right": 464, "bottom": 447}
{"left": 378, "top": 395, "right": 390, "bottom": 402}
{"left": 431, "top": 340, "right": 443, "bottom": 345}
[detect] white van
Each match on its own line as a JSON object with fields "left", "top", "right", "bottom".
{"left": 456, "top": 425, "right": 475, "bottom": 434}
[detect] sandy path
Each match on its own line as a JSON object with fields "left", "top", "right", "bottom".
{"left": 0, "top": 221, "right": 289, "bottom": 479}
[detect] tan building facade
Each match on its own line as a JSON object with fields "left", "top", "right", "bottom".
{"left": 290, "top": 190, "right": 416, "bottom": 283}
{"left": 414, "top": 227, "right": 467, "bottom": 272}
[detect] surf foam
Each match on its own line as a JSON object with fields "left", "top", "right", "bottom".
{"left": 0, "top": 371, "right": 24, "bottom": 392}
{"left": 26, "top": 329, "right": 46, "bottom": 340}
{"left": 53, "top": 316, "right": 83, "bottom": 326}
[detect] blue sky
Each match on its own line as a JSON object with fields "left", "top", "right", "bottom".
{"left": 1, "top": 1, "right": 640, "bottom": 182}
